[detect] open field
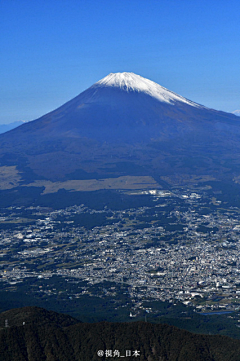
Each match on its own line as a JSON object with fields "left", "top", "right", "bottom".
{"left": 26, "top": 175, "right": 160, "bottom": 194}
{"left": 0, "top": 166, "right": 21, "bottom": 189}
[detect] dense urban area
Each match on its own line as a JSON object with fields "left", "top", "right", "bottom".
{"left": 1, "top": 184, "right": 240, "bottom": 322}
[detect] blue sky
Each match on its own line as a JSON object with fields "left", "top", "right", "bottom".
{"left": 1, "top": 0, "right": 240, "bottom": 124}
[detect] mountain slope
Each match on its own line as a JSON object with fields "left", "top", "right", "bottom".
{"left": 2, "top": 72, "right": 238, "bottom": 141}
{"left": 0, "top": 72, "right": 239, "bottom": 185}
{"left": 1, "top": 306, "right": 240, "bottom": 361}
{"left": 0, "top": 121, "right": 24, "bottom": 134}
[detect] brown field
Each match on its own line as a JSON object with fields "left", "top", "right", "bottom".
{"left": 0, "top": 166, "right": 21, "bottom": 189}
{"left": 26, "top": 176, "right": 160, "bottom": 194}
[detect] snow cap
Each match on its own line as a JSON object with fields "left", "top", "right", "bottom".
{"left": 93, "top": 72, "right": 203, "bottom": 107}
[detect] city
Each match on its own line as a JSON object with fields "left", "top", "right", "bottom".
{"left": 1, "top": 185, "right": 240, "bottom": 318}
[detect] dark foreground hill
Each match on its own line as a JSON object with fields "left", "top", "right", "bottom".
{"left": 1, "top": 306, "right": 240, "bottom": 361}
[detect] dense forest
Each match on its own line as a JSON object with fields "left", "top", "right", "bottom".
{"left": 1, "top": 306, "right": 240, "bottom": 361}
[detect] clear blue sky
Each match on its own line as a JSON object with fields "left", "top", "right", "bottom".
{"left": 1, "top": 0, "right": 240, "bottom": 124}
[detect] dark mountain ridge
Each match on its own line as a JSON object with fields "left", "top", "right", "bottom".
{"left": 1, "top": 306, "right": 240, "bottom": 361}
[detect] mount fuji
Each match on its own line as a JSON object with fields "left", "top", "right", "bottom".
{"left": 0, "top": 72, "right": 240, "bottom": 189}
{"left": 2, "top": 72, "right": 237, "bottom": 141}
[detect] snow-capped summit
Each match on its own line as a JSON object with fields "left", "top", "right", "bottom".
{"left": 0, "top": 71, "right": 239, "bottom": 183}
{"left": 2, "top": 71, "right": 237, "bottom": 144}
{"left": 92, "top": 72, "right": 204, "bottom": 108}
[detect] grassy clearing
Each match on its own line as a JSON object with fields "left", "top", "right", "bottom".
{"left": 0, "top": 166, "right": 22, "bottom": 189}
{"left": 26, "top": 175, "right": 160, "bottom": 194}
